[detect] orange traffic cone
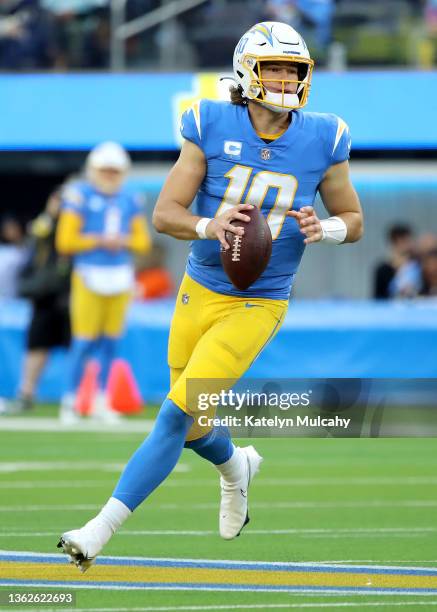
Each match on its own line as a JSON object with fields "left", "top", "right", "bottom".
{"left": 108, "top": 359, "right": 143, "bottom": 414}
{"left": 76, "top": 360, "right": 99, "bottom": 416}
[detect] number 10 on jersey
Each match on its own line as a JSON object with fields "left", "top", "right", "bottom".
{"left": 216, "top": 164, "right": 298, "bottom": 240}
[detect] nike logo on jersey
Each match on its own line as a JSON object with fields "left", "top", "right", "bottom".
{"left": 240, "top": 489, "right": 247, "bottom": 498}
{"left": 245, "top": 303, "right": 264, "bottom": 308}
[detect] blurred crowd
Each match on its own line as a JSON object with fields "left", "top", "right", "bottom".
{"left": 374, "top": 224, "right": 437, "bottom": 299}
{"left": 0, "top": 0, "right": 436, "bottom": 70}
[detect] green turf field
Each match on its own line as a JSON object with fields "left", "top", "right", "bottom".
{"left": 1, "top": 405, "right": 437, "bottom": 610}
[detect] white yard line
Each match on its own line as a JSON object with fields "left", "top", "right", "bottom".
{"left": 0, "top": 474, "right": 433, "bottom": 485}
{"left": 0, "top": 481, "right": 109, "bottom": 489}
{"left": 0, "top": 504, "right": 100, "bottom": 512}
{"left": 1, "top": 550, "right": 436, "bottom": 572}
{"left": 255, "top": 477, "right": 437, "bottom": 486}
{"left": 1, "top": 500, "right": 437, "bottom": 511}
{"left": 162, "top": 476, "right": 437, "bottom": 487}
{"left": 0, "top": 527, "right": 435, "bottom": 538}
{"left": 0, "top": 462, "right": 189, "bottom": 473}
{"left": 0, "top": 418, "right": 153, "bottom": 433}
{"left": 7, "top": 602, "right": 437, "bottom": 612}
{"left": 0, "top": 462, "right": 125, "bottom": 473}
{"left": 141, "top": 500, "right": 437, "bottom": 510}
{"left": 1, "top": 582, "right": 437, "bottom": 595}
{"left": 320, "top": 561, "right": 437, "bottom": 565}
{"left": 64, "top": 604, "right": 437, "bottom": 609}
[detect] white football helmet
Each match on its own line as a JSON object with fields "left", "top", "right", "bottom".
{"left": 87, "top": 141, "right": 131, "bottom": 171}
{"left": 233, "top": 22, "right": 314, "bottom": 112}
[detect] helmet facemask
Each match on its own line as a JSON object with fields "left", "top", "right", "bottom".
{"left": 244, "top": 55, "right": 314, "bottom": 112}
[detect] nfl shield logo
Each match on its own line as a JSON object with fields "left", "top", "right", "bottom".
{"left": 181, "top": 293, "right": 190, "bottom": 305}
{"left": 261, "top": 148, "right": 271, "bottom": 161}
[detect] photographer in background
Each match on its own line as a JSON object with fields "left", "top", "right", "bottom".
{"left": 12, "top": 189, "right": 71, "bottom": 413}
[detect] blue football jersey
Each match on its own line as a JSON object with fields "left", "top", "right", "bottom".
{"left": 61, "top": 181, "right": 144, "bottom": 269}
{"left": 181, "top": 99, "right": 351, "bottom": 299}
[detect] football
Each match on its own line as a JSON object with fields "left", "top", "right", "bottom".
{"left": 221, "top": 207, "right": 272, "bottom": 290}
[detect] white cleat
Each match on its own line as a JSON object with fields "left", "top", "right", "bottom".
{"left": 57, "top": 526, "right": 102, "bottom": 573}
{"left": 91, "top": 391, "right": 122, "bottom": 425}
{"left": 91, "top": 408, "right": 122, "bottom": 425}
{"left": 59, "top": 393, "right": 81, "bottom": 425}
{"left": 219, "top": 445, "right": 263, "bottom": 540}
{"left": 59, "top": 407, "right": 81, "bottom": 426}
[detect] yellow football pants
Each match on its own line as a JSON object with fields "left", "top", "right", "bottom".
{"left": 70, "top": 271, "right": 131, "bottom": 339}
{"left": 167, "top": 274, "right": 288, "bottom": 441}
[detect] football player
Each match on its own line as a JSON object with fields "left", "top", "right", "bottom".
{"left": 56, "top": 142, "right": 151, "bottom": 423}
{"left": 58, "top": 22, "right": 363, "bottom": 570}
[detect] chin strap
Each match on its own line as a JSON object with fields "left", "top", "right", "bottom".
{"left": 220, "top": 76, "right": 238, "bottom": 85}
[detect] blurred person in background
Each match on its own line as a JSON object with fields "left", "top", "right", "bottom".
{"left": 42, "top": 0, "right": 110, "bottom": 68}
{"left": 265, "top": 0, "right": 334, "bottom": 55}
{"left": 425, "top": 0, "right": 437, "bottom": 47}
{"left": 417, "top": 233, "right": 437, "bottom": 296}
{"left": 81, "top": 5, "right": 110, "bottom": 68}
{"left": 265, "top": 0, "right": 299, "bottom": 25}
{"left": 420, "top": 248, "right": 437, "bottom": 296}
{"left": 0, "top": 216, "right": 27, "bottom": 299}
{"left": 56, "top": 142, "right": 151, "bottom": 424}
{"left": 416, "top": 232, "right": 437, "bottom": 258}
{"left": 80, "top": 0, "right": 160, "bottom": 69}
{"left": 41, "top": 0, "right": 149, "bottom": 69}
{"left": 373, "top": 223, "right": 420, "bottom": 299}
{"left": 388, "top": 256, "right": 422, "bottom": 299}
{"left": 0, "top": 0, "right": 57, "bottom": 69}
{"left": 10, "top": 190, "right": 71, "bottom": 414}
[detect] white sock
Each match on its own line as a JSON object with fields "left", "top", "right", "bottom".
{"left": 84, "top": 497, "right": 131, "bottom": 549}
{"left": 98, "top": 497, "right": 131, "bottom": 532}
{"left": 60, "top": 393, "right": 76, "bottom": 413}
{"left": 215, "top": 446, "right": 246, "bottom": 484}
{"left": 93, "top": 390, "right": 108, "bottom": 413}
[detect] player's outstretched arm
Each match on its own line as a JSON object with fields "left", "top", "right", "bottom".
{"left": 287, "top": 161, "right": 363, "bottom": 245}
{"left": 152, "top": 140, "right": 253, "bottom": 248}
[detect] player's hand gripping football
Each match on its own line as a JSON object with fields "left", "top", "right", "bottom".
{"left": 287, "top": 206, "right": 323, "bottom": 245}
{"left": 205, "top": 204, "right": 254, "bottom": 250}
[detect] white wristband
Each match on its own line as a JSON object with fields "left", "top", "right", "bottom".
{"left": 195, "top": 217, "right": 212, "bottom": 239}
{"left": 320, "top": 216, "right": 347, "bottom": 244}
